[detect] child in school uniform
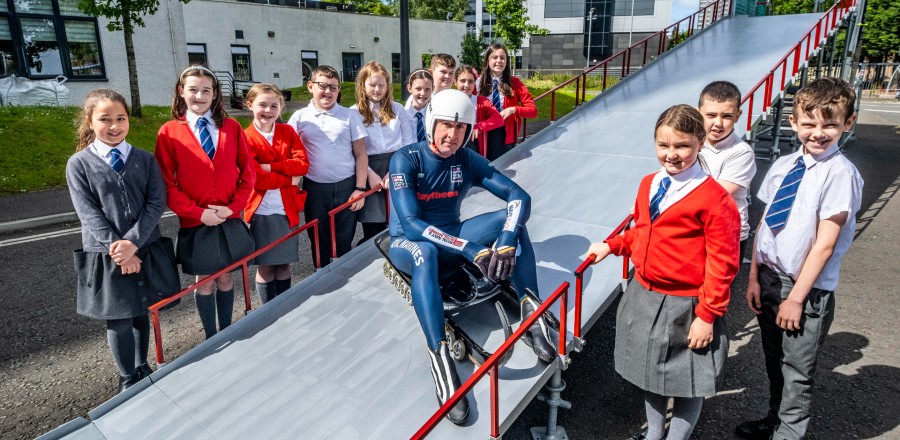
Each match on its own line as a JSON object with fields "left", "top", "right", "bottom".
{"left": 287, "top": 65, "right": 368, "bottom": 266}
{"left": 405, "top": 70, "right": 434, "bottom": 144}
{"left": 242, "top": 83, "right": 309, "bottom": 304}
{"left": 428, "top": 53, "right": 457, "bottom": 93}
{"left": 155, "top": 65, "right": 256, "bottom": 339}
{"left": 697, "top": 80, "right": 757, "bottom": 262}
{"left": 735, "top": 78, "right": 863, "bottom": 440}
{"left": 478, "top": 43, "right": 537, "bottom": 161}
{"left": 67, "top": 89, "right": 180, "bottom": 392}
{"left": 351, "top": 61, "right": 415, "bottom": 244}
{"left": 455, "top": 64, "right": 504, "bottom": 155}
{"left": 588, "top": 105, "right": 740, "bottom": 440}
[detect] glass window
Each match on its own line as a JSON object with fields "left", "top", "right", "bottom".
{"left": 187, "top": 43, "right": 207, "bottom": 66}
{"left": 1, "top": 19, "right": 19, "bottom": 76}
{"left": 20, "top": 18, "right": 63, "bottom": 76}
{"left": 13, "top": 0, "right": 54, "bottom": 14}
{"left": 58, "top": 0, "right": 89, "bottom": 16}
{"left": 1, "top": 0, "right": 8, "bottom": 12}
{"left": 65, "top": 20, "right": 101, "bottom": 76}
{"left": 231, "top": 45, "right": 251, "bottom": 81}
{"left": 391, "top": 53, "right": 400, "bottom": 82}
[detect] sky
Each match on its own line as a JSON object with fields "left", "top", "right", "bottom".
{"left": 670, "top": 0, "right": 701, "bottom": 23}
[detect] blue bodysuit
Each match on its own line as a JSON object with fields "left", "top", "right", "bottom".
{"left": 388, "top": 141, "right": 537, "bottom": 350}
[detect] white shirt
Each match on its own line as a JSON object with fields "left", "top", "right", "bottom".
{"left": 649, "top": 160, "right": 708, "bottom": 215}
{"left": 90, "top": 139, "right": 132, "bottom": 164}
{"left": 253, "top": 126, "right": 286, "bottom": 216}
{"left": 755, "top": 145, "right": 863, "bottom": 291}
{"left": 350, "top": 101, "right": 416, "bottom": 155}
{"left": 404, "top": 95, "right": 428, "bottom": 116}
{"left": 700, "top": 131, "right": 757, "bottom": 240}
{"left": 287, "top": 103, "right": 367, "bottom": 184}
{"left": 185, "top": 110, "right": 218, "bottom": 151}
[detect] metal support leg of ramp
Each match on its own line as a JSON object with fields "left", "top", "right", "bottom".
{"left": 530, "top": 368, "right": 572, "bottom": 440}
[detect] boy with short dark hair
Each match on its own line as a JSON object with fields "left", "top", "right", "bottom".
{"left": 429, "top": 53, "right": 457, "bottom": 93}
{"left": 697, "top": 80, "right": 757, "bottom": 262}
{"left": 737, "top": 77, "right": 863, "bottom": 440}
{"left": 287, "top": 65, "right": 368, "bottom": 267}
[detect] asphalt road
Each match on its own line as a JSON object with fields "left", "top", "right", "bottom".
{"left": 0, "top": 99, "right": 898, "bottom": 439}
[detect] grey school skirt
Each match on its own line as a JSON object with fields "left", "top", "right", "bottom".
{"left": 614, "top": 280, "right": 728, "bottom": 398}
{"left": 249, "top": 213, "right": 299, "bottom": 265}
{"left": 176, "top": 218, "right": 255, "bottom": 275}
{"left": 358, "top": 151, "right": 394, "bottom": 223}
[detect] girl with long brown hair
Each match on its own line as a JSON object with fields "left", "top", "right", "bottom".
{"left": 477, "top": 43, "right": 537, "bottom": 161}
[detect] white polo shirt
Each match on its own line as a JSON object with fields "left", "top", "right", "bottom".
{"left": 287, "top": 102, "right": 366, "bottom": 184}
{"left": 350, "top": 101, "right": 416, "bottom": 155}
{"left": 650, "top": 160, "right": 708, "bottom": 215}
{"left": 185, "top": 110, "right": 218, "bottom": 151}
{"left": 700, "top": 131, "right": 757, "bottom": 240}
{"left": 755, "top": 145, "right": 863, "bottom": 291}
{"left": 250, "top": 125, "right": 286, "bottom": 216}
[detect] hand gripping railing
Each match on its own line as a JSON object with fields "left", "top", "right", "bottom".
{"left": 741, "top": 0, "right": 856, "bottom": 131}
{"left": 411, "top": 281, "right": 571, "bottom": 440}
{"left": 521, "top": 0, "right": 732, "bottom": 139}
{"left": 147, "top": 219, "right": 321, "bottom": 365}
{"left": 572, "top": 213, "right": 634, "bottom": 344}
{"left": 327, "top": 184, "right": 390, "bottom": 259}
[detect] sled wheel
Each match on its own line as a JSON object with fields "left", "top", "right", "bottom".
{"left": 383, "top": 261, "right": 391, "bottom": 277}
{"left": 392, "top": 273, "right": 403, "bottom": 292}
{"left": 450, "top": 338, "right": 467, "bottom": 362}
{"left": 403, "top": 285, "right": 413, "bottom": 306}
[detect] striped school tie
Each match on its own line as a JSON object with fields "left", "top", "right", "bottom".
{"left": 649, "top": 176, "right": 671, "bottom": 222}
{"left": 196, "top": 117, "right": 215, "bottom": 160}
{"left": 108, "top": 148, "right": 124, "bottom": 173}
{"left": 415, "top": 112, "right": 426, "bottom": 142}
{"left": 764, "top": 157, "right": 806, "bottom": 232}
{"left": 491, "top": 79, "right": 503, "bottom": 112}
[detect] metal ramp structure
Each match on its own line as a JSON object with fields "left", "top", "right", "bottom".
{"left": 40, "top": 5, "right": 858, "bottom": 440}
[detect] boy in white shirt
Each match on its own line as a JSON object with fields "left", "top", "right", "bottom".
{"left": 429, "top": 53, "right": 456, "bottom": 93}
{"left": 287, "top": 65, "right": 368, "bottom": 266}
{"left": 697, "top": 80, "right": 757, "bottom": 262}
{"left": 736, "top": 77, "right": 863, "bottom": 440}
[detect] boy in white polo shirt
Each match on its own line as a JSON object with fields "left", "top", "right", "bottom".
{"left": 736, "top": 77, "right": 863, "bottom": 440}
{"left": 288, "top": 65, "right": 368, "bottom": 266}
{"left": 697, "top": 80, "right": 757, "bottom": 262}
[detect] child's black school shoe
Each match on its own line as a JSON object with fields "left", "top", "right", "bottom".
{"left": 117, "top": 372, "right": 141, "bottom": 393}
{"left": 735, "top": 417, "right": 777, "bottom": 439}
{"left": 136, "top": 363, "right": 153, "bottom": 380}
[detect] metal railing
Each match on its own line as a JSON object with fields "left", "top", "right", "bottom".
{"left": 147, "top": 219, "right": 321, "bottom": 365}
{"left": 327, "top": 184, "right": 390, "bottom": 259}
{"left": 741, "top": 0, "right": 857, "bottom": 130}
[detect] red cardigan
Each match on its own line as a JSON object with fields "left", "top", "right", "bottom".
{"left": 475, "top": 95, "right": 504, "bottom": 134}
{"left": 155, "top": 118, "right": 255, "bottom": 228}
{"left": 486, "top": 76, "right": 537, "bottom": 144}
{"left": 605, "top": 174, "right": 740, "bottom": 323}
{"left": 243, "top": 123, "right": 310, "bottom": 227}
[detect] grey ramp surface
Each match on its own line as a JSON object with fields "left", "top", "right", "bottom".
{"left": 67, "top": 13, "right": 838, "bottom": 440}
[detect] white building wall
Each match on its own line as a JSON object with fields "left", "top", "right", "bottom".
{"left": 183, "top": 0, "right": 466, "bottom": 88}
{"left": 65, "top": 0, "right": 188, "bottom": 106}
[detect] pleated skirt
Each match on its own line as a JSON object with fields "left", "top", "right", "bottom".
{"left": 176, "top": 218, "right": 255, "bottom": 275}
{"left": 249, "top": 213, "right": 299, "bottom": 265}
{"left": 614, "top": 280, "right": 728, "bottom": 398}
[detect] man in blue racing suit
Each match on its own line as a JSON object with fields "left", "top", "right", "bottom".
{"left": 388, "top": 90, "right": 556, "bottom": 425}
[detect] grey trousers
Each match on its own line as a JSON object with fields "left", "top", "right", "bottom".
{"left": 757, "top": 265, "right": 835, "bottom": 440}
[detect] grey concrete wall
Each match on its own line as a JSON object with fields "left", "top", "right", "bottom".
{"left": 522, "top": 33, "right": 586, "bottom": 70}
{"left": 65, "top": 0, "right": 189, "bottom": 106}
{"left": 182, "top": 0, "right": 467, "bottom": 89}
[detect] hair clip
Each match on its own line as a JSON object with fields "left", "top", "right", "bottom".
{"left": 180, "top": 65, "right": 216, "bottom": 79}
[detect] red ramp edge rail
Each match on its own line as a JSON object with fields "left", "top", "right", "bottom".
{"left": 327, "top": 184, "right": 389, "bottom": 259}
{"left": 412, "top": 213, "right": 633, "bottom": 439}
{"left": 147, "top": 219, "right": 321, "bottom": 365}
{"left": 742, "top": 0, "right": 856, "bottom": 130}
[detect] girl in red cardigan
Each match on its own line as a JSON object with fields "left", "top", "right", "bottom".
{"left": 455, "top": 64, "right": 504, "bottom": 156}
{"left": 587, "top": 105, "right": 740, "bottom": 440}
{"left": 242, "top": 84, "right": 309, "bottom": 304}
{"left": 155, "top": 65, "right": 256, "bottom": 339}
{"left": 478, "top": 43, "right": 537, "bottom": 161}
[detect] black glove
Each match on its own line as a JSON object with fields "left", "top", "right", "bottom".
{"left": 488, "top": 246, "right": 516, "bottom": 281}
{"left": 473, "top": 248, "right": 494, "bottom": 279}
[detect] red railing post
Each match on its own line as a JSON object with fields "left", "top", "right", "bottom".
{"left": 602, "top": 63, "right": 608, "bottom": 90}
{"left": 490, "top": 365, "right": 499, "bottom": 439}
{"left": 642, "top": 40, "right": 649, "bottom": 66}
{"left": 151, "top": 309, "right": 163, "bottom": 364}
{"left": 241, "top": 262, "right": 252, "bottom": 313}
{"left": 311, "top": 220, "right": 321, "bottom": 269}
{"left": 573, "top": 257, "right": 590, "bottom": 340}
{"left": 327, "top": 186, "right": 384, "bottom": 259}
{"left": 746, "top": 93, "right": 754, "bottom": 131}
{"left": 558, "top": 287, "right": 568, "bottom": 357}
{"left": 550, "top": 91, "right": 556, "bottom": 121}
{"left": 793, "top": 44, "right": 801, "bottom": 76}
{"left": 574, "top": 75, "right": 580, "bottom": 106}
{"left": 581, "top": 72, "right": 587, "bottom": 102}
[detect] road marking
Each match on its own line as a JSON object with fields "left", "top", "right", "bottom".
{"left": 0, "top": 212, "right": 176, "bottom": 248}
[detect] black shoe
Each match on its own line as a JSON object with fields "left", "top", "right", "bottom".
{"left": 136, "top": 363, "right": 153, "bottom": 380}
{"left": 735, "top": 417, "right": 777, "bottom": 440}
{"left": 117, "top": 372, "right": 141, "bottom": 393}
{"left": 625, "top": 432, "right": 647, "bottom": 440}
{"left": 521, "top": 297, "right": 557, "bottom": 363}
{"left": 427, "top": 343, "right": 469, "bottom": 425}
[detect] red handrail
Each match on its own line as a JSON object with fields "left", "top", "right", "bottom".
{"left": 148, "top": 219, "right": 321, "bottom": 365}
{"left": 741, "top": 0, "right": 857, "bottom": 130}
{"left": 572, "top": 213, "right": 634, "bottom": 340}
{"left": 327, "top": 184, "right": 389, "bottom": 259}
{"left": 411, "top": 281, "right": 571, "bottom": 440}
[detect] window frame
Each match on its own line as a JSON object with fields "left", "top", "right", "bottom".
{"left": 187, "top": 42, "right": 208, "bottom": 67}
{"left": 230, "top": 44, "right": 252, "bottom": 81}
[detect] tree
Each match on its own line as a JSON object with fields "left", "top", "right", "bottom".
{"left": 484, "top": 0, "right": 547, "bottom": 64}
{"left": 78, "top": 0, "right": 190, "bottom": 116}
{"left": 859, "top": 0, "right": 900, "bottom": 63}
{"left": 459, "top": 31, "right": 486, "bottom": 67}
{"left": 346, "top": 0, "right": 395, "bottom": 16}
{"left": 390, "top": 0, "right": 468, "bottom": 20}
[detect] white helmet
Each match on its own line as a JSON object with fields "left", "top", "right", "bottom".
{"left": 425, "top": 89, "right": 476, "bottom": 145}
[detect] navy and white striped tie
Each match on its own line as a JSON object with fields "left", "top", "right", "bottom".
{"left": 764, "top": 157, "right": 806, "bottom": 233}
{"left": 491, "top": 79, "right": 503, "bottom": 112}
{"left": 109, "top": 148, "right": 124, "bottom": 173}
{"left": 415, "top": 112, "right": 426, "bottom": 142}
{"left": 649, "top": 176, "right": 671, "bottom": 222}
{"left": 197, "top": 117, "right": 215, "bottom": 160}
